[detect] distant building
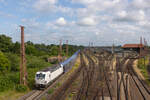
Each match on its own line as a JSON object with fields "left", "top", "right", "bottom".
{"left": 122, "top": 44, "right": 144, "bottom": 53}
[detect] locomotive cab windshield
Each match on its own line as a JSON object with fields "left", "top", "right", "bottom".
{"left": 36, "top": 73, "right": 45, "bottom": 80}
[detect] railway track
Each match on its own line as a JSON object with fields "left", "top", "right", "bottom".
{"left": 75, "top": 51, "right": 109, "bottom": 100}
{"left": 25, "top": 90, "right": 43, "bottom": 100}
{"left": 89, "top": 52, "right": 114, "bottom": 100}
{"left": 127, "top": 59, "right": 150, "bottom": 100}
{"left": 17, "top": 90, "right": 42, "bottom": 100}
{"left": 49, "top": 53, "right": 85, "bottom": 100}
{"left": 116, "top": 57, "right": 150, "bottom": 100}
{"left": 75, "top": 53, "right": 96, "bottom": 100}
{"left": 116, "top": 58, "right": 126, "bottom": 100}
{"left": 104, "top": 68, "right": 113, "bottom": 100}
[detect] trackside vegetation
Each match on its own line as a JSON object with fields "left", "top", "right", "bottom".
{"left": 0, "top": 34, "right": 83, "bottom": 99}
{"left": 138, "top": 56, "right": 150, "bottom": 85}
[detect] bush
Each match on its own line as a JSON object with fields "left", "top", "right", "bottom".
{"left": 0, "top": 77, "right": 15, "bottom": 92}
{"left": 0, "top": 52, "right": 10, "bottom": 72}
{"left": 27, "top": 56, "right": 50, "bottom": 69}
{"left": 15, "top": 84, "right": 27, "bottom": 92}
{"left": 8, "top": 72, "right": 20, "bottom": 84}
{"left": 5, "top": 53, "right": 20, "bottom": 72}
{"left": 27, "top": 68, "right": 38, "bottom": 89}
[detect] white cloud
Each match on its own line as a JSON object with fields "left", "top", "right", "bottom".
{"left": 131, "top": 0, "right": 150, "bottom": 9}
{"left": 117, "top": 11, "right": 127, "bottom": 18}
{"left": 21, "top": 18, "right": 40, "bottom": 28}
{"left": 77, "top": 17, "right": 97, "bottom": 26}
{"left": 33, "top": 0, "right": 57, "bottom": 12}
{"left": 72, "top": 0, "right": 96, "bottom": 4}
{"left": 114, "top": 10, "right": 146, "bottom": 22}
{"left": 33, "top": 0, "right": 72, "bottom": 14}
{"left": 56, "top": 17, "right": 67, "bottom": 26}
{"left": 35, "top": 0, "right": 57, "bottom": 5}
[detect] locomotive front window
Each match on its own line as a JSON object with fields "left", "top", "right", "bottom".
{"left": 36, "top": 73, "right": 45, "bottom": 79}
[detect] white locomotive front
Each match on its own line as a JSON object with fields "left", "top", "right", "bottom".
{"left": 35, "top": 65, "right": 63, "bottom": 88}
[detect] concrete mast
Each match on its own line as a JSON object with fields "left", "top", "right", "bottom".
{"left": 20, "top": 26, "right": 27, "bottom": 85}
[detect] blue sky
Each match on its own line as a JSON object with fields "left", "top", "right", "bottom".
{"left": 0, "top": 0, "right": 150, "bottom": 46}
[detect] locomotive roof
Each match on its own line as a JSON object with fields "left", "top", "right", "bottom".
{"left": 41, "top": 64, "right": 61, "bottom": 72}
{"left": 60, "top": 50, "right": 80, "bottom": 66}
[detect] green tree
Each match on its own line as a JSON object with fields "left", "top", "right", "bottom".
{"left": 6, "top": 53, "right": 20, "bottom": 71}
{"left": 27, "top": 56, "right": 50, "bottom": 68}
{"left": 26, "top": 45, "right": 37, "bottom": 55}
{"left": 0, "top": 34, "right": 13, "bottom": 52}
{"left": 26, "top": 41, "right": 34, "bottom": 45}
{"left": 12, "top": 42, "right": 20, "bottom": 54}
{"left": 50, "top": 45, "right": 58, "bottom": 56}
{"left": 0, "top": 52, "right": 10, "bottom": 72}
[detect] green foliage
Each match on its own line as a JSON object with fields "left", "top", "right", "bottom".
{"left": 40, "top": 55, "right": 49, "bottom": 62}
{"left": 0, "top": 35, "right": 83, "bottom": 56}
{"left": 5, "top": 53, "right": 20, "bottom": 72}
{"left": 15, "top": 84, "right": 27, "bottom": 92}
{"left": 48, "top": 88, "right": 54, "bottom": 94}
{"left": 55, "top": 82, "right": 61, "bottom": 88}
{"left": 0, "top": 52, "right": 10, "bottom": 72}
{"left": 12, "top": 42, "right": 20, "bottom": 54}
{"left": 69, "top": 93, "right": 74, "bottom": 98}
{"left": 138, "top": 57, "right": 150, "bottom": 85}
{"left": 27, "top": 56, "right": 50, "bottom": 69}
{"left": 0, "top": 76, "right": 15, "bottom": 92}
{"left": 0, "top": 34, "right": 13, "bottom": 52}
{"left": 50, "top": 45, "right": 58, "bottom": 56}
{"left": 8, "top": 72, "right": 20, "bottom": 84}
{"left": 26, "top": 45, "right": 38, "bottom": 55}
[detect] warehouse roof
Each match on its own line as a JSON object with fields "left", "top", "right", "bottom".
{"left": 122, "top": 44, "right": 144, "bottom": 48}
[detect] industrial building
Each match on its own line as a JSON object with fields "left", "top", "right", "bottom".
{"left": 122, "top": 44, "right": 144, "bottom": 53}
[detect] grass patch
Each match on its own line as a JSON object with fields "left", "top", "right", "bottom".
{"left": 138, "top": 56, "right": 150, "bottom": 85}
{"left": 56, "top": 82, "right": 61, "bottom": 87}
{"left": 41, "top": 97, "right": 47, "bottom": 100}
{"left": 15, "top": 84, "right": 28, "bottom": 92}
{"left": 69, "top": 92, "right": 74, "bottom": 98}
{"left": 0, "top": 90, "right": 28, "bottom": 100}
{"left": 48, "top": 88, "right": 54, "bottom": 94}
